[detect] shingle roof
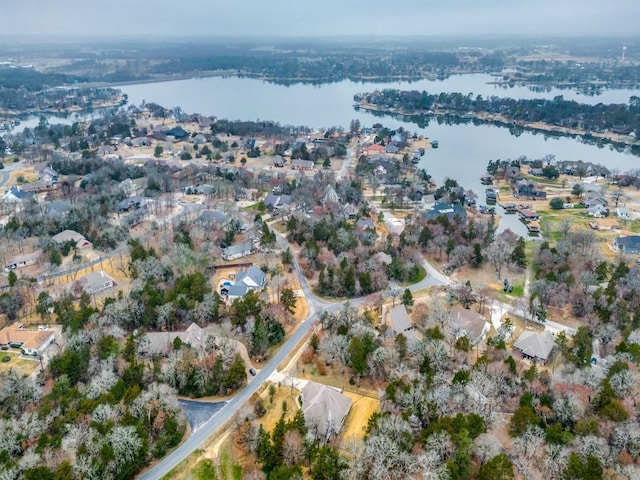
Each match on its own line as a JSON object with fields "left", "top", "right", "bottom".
{"left": 513, "top": 330, "right": 555, "bottom": 362}
{"left": 236, "top": 266, "right": 266, "bottom": 288}
{"left": 301, "top": 381, "right": 352, "bottom": 440}
{"left": 388, "top": 304, "right": 412, "bottom": 334}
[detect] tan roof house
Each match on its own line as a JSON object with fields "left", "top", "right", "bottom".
{"left": 0, "top": 326, "right": 55, "bottom": 355}
{"left": 139, "top": 322, "right": 205, "bottom": 356}
{"left": 52, "top": 230, "right": 92, "bottom": 249}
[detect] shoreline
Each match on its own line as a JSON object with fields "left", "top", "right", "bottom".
{"left": 355, "top": 101, "right": 640, "bottom": 153}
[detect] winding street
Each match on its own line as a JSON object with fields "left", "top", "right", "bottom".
{"left": 139, "top": 227, "right": 447, "bottom": 479}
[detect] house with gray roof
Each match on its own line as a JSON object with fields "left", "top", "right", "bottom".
{"left": 67, "top": 270, "right": 114, "bottom": 297}
{"left": 6, "top": 251, "right": 41, "bottom": 270}
{"left": 3, "top": 186, "right": 31, "bottom": 204}
{"left": 221, "top": 242, "right": 254, "bottom": 261}
{"left": 386, "top": 304, "right": 418, "bottom": 343}
{"left": 300, "top": 381, "right": 352, "bottom": 442}
{"left": 449, "top": 306, "right": 490, "bottom": 345}
{"left": 196, "top": 210, "right": 232, "bottom": 229}
{"left": 513, "top": 330, "right": 555, "bottom": 364}
{"left": 291, "top": 159, "right": 315, "bottom": 171}
{"left": 614, "top": 235, "right": 640, "bottom": 254}
{"left": 323, "top": 185, "right": 340, "bottom": 205}
{"left": 235, "top": 265, "right": 267, "bottom": 289}
{"left": 139, "top": 322, "right": 205, "bottom": 356}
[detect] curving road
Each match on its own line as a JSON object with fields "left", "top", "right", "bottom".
{"left": 138, "top": 225, "right": 449, "bottom": 479}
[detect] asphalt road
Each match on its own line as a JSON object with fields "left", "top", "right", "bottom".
{"left": 138, "top": 221, "right": 451, "bottom": 479}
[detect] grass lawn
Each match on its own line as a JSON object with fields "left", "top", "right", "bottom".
{"left": 341, "top": 391, "right": 379, "bottom": 442}
{"left": 0, "top": 353, "right": 38, "bottom": 376}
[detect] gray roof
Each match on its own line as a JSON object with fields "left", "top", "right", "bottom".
{"left": 514, "top": 330, "right": 555, "bottom": 362}
{"left": 301, "top": 381, "right": 352, "bottom": 440}
{"left": 197, "top": 210, "right": 231, "bottom": 227}
{"left": 52, "top": 230, "right": 89, "bottom": 246}
{"left": 141, "top": 323, "right": 205, "bottom": 356}
{"left": 388, "top": 304, "right": 412, "bottom": 334}
{"left": 236, "top": 265, "right": 266, "bottom": 289}
{"left": 450, "top": 306, "right": 489, "bottom": 344}
{"left": 4, "top": 186, "right": 31, "bottom": 201}
{"left": 223, "top": 284, "right": 249, "bottom": 298}
{"left": 222, "top": 241, "right": 253, "bottom": 258}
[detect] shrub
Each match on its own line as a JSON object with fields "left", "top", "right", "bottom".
{"left": 2, "top": 355, "right": 10, "bottom": 363}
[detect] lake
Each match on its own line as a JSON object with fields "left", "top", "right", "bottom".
{"left": 115, "top": 75, "right": 640, "bottom": 236}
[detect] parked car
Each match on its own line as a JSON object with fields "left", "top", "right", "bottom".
{"left": 249, "top": 368, "right": 257, "bottom": 376}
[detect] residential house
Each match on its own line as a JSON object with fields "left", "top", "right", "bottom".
{"left": 0, "top": 326, "right": 55, "bottom": 356}
{"left": 67, "top": 270, "right": 115, "bottom": 296}
{"left": 513, "top": 330, "right": 555, "bottom": 364}
{"left": 196, "top": 210, "right": 232, "bottom": 229}
{"left": 3, "top": 186, "right": 31, "bottom": 204}
{"left": 615, "top": 207, "right": 631, "bottom": 219}
{"left": 421, "top": 194, "right": 436, "bottom": 210}
{"left": 385, "top": 144, "right": 400, "bottom": 154}
{"left": 38, "top": 165, "right": 59, "bottom": 184}
{"left": 221, "top": 242, "right": 254, "bottom": 261}
{"left": 517, "top": 181, "right": 547, "bottom": 200}
{"left": 587, "top": 204, "right": 608, "bottom": 218}
{"left": 6, "top": 251, "right": 41, "bottom": 270}
{"left": 386, "top": 304, "right": 419, "bottom": 343}
{"left": 322, "top": 185, "right": 340, "bottom": 205}
{"left": 449, "top": 306, "right": 490, "bottom": 345}
{"left": 139, "top": 322, "right": 206, "bottom": 356}
{"left": 291, "top": 159, "right": 315, "bottom": 171}
{"left": 117, "top": 196, "right": 144, "bottom": 213}
{"left": 300, "top": 381, "right": 352, "bottom": 442}
{"left": 235, "top": 265, "right": 267, "bottom": 290}
{"left": 183, "top": 184, "right": 215, "bottom": 195}
{"left": 52, "top": 230, "right": 92, "bottom": 249}
{"left": 273, "top": 155, "right": 286, "bottom": 168}
{"left": 166, "top": 126, "right": 189, "bottom": 140}
{"left": 421, "top": 202, "right": 467, "bottom": 221}
{"left": 21, "top": 180, "right": 53, "bottom": 194}
{"left": 220, "top": 265, "right": 267, "bottom": 302}
{"left": 614, "top": 235, "right": 640, "bottom": 254}
{"left": 264, "top": 193, "right": 292, "bottom": 211}
{"left": 355, "top": 218, "right": 375, "bottom": 231}
{"left": 342, "top": 203, "right": 358, "bottom": 219}
{"left": 131, "top": 137, "right": 152, "bottom": 147}
{"left": 45, "top": 200, "right": 72, "bottom": 219}
{"left": 529, "top": 167, "right": 544, "bottom": 177}
{"left": 362, "top": 144, "right": 385, "bottom": 156}
{"left": 581, "top": 191, "right": 608, "bottom": 208}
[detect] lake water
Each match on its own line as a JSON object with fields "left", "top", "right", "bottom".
{"left": 116, "top": 74, "right": 640, "bottom": 236}
{"left": 6, "top": 74, "right": 635, "bottom": 237}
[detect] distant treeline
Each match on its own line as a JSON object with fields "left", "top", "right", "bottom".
{"left": 355, "top": 90, "right": 640, "bottom": 136}
{"left": 0, "top": 67, "right": 86, "bottom": 91}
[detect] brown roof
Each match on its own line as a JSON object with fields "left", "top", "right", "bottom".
{"left": 0, "top": 327, "right": 55, "bottom": 351}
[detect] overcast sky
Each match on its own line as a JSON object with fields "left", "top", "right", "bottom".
{"left": 2, "top": 0, "right": 639, "bottom": 38}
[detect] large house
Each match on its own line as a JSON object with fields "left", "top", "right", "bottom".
{"left": 614, "top": 235, "right": 640, "bottom": 254}
{"left": 421, "top": 202, "right": 467, "bottom": 221}
{"left": 291, "top": 159, "right": 315, "bottom": 171}
{"left": 221, "top": 242, "right": 254, "bottom": 261}
{"left": 139, "top": 322, "right": 205, "bottom": 356}
{"left": 52, "top": 230, "right": 92, "bottom": 249}
{"left": 67, "top": 270, "right": 115, "bottom": 296}
{"left": 449, "top": 306, "right": 490, "bottom": 345}
{"left": 513, "top": 330, "right": 555, "bottom": 364}
{"left": 386, "top": 304, "right": 418, "bottom": 343}
{"left": 0, "top": 325, "right": 55, "bottom": 356}
{"left": 3, "top": 186, "right": 32, "bottom": 204}
{"left": 300, "top": 381, "right": 352, "bottom": 442}
{"left": 220, "top": 265, "right": 267, "bottom": 302}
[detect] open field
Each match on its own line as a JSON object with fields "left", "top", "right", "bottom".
{"left": 341, "top": 391, "right": 379, "bottom": 442}
{"left": 0, "top": 352, "right": 39, "bottom": 376}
